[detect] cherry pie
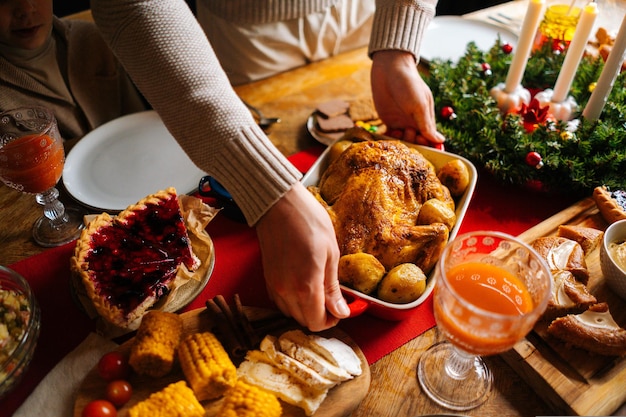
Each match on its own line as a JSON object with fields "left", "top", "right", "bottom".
{"left": 71, "top": 188, "right": 200, "bottom": 328}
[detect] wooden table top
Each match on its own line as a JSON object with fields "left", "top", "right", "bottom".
{"left": 2, "top": 2, "right": 625, "bottom": 416}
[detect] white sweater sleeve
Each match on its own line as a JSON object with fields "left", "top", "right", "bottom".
{"left": 90, "top": 0, "right": 302, "bottom": 225}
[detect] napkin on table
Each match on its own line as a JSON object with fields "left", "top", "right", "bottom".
{"left": 13, "top": 333, "right": 118, "bottom": 417}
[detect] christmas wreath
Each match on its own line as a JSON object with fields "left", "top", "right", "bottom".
{"left": 425, "top": 38, "right": 626, "bottom": 194}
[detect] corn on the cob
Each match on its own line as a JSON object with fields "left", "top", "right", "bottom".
{"left": 128, "top": 380, "right": 204, "bottom": 417}
{"left": 129, "top": 310, "right": 183, "bottom": 378}
{"left": 178, "top": 331, "right": 237, "bottom": 401}
{"left": 218, "top": 379, "right": 283, "bottom": 417}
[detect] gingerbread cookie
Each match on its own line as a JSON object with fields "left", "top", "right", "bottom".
{"left": 348, "top": 97, "right": 379, "bottom": 123}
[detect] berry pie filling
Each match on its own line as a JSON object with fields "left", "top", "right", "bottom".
{"left": 84, "top": 195, "right": 196, "bottom": 317}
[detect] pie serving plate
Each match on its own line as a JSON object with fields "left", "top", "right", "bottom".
{"left": 63, "top": 111, "right": 207, "bottom": 212}
{"left": 420, "top": 16, "right": 519, "bottom": 64}
{"left": 302, "top": 139, "right": 477, "bottom": 320}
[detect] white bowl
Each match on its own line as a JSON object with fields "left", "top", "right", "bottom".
{"left": 600, "top": 219, "right": 626, "bottom": 301}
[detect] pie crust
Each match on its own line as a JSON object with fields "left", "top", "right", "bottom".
{"left": 71, "top": 188, "right": 200, "bottom": 328}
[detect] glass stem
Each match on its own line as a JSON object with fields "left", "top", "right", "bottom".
{"left": 444, "top": 346, "right": 475, "bottom": 380}
{"left": 35, "top": 187, "right": 68, "bottom": 229}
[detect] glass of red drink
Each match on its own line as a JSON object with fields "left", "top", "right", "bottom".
{"left": 417, "top": 231, "right": 552, "bottom": 410}
{"left": 0, "top": 107, "right": 84, "bottom": 246}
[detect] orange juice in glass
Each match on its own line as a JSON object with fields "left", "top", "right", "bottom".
{"left": 0, "top": 107, "right": 84, "bottom": 246}
{"left": 0, "top": 132, "right": 65, "bottom": 194}
{"left": 417, "top": 231, "right": 552, "bottom": 411}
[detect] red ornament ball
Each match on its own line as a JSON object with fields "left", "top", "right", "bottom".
{"left": 552, "top": 40, "right": 565, "bottom": 54}
{"left": 525, "top": 151, "right": 543, "bottom": 168}
{"left": 480, "top": 62, "right": 492, "bottom": 76}
{"left": 441, "top": 106, "right": 456, "bottom": 120}
{"left": 502, "top": 43, "right": 513, "bottom": 54}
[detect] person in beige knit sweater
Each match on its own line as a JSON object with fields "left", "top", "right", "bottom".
{"left": 0, "top": 0, "right": 147, "bottom": 145}
{"left": 90, "top": 0, "right": 442, "bottom": 331}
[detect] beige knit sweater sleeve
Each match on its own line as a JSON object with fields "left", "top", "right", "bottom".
{"left": 369, "top": 0, "right": 438, "bottom": 60}
{"left": 90, "top": 0, "right": 302, "bottom": 226}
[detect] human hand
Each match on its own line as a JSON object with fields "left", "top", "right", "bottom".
{"left": 255, "top": 182, "right": 349, "bottom": 331}
{"left": 371, "top": 50, "right": 445, "bottom": 146}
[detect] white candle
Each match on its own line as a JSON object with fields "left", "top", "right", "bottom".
{"left": 504, "top": 0, "right": 545, "bottom": 93}
{"left": 582, "top": 14, "right": 626, "bottom": 121}
{"left": 551, "top": 1, "right": 599, "bottom": 103}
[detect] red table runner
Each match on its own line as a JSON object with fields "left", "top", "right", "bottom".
{"left": 1, "top": 145, "right": 579, "bottom": 416}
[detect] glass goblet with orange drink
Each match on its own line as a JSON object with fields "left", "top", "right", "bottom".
{"left": 0, "top": 107, "right": 85, "bottom": 246}
{"left": 417, "top": 231, "right": 552, "bottom": 410}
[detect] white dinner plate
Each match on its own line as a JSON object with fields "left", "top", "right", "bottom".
{"left": 420, "top": 16, "right": 518, "bottom": 64}
{"left": 63, "top": 111, "right": 206, "bottom": 212}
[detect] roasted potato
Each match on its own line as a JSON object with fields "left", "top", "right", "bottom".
{"left": 437, "top": 159, "right": 470, "bottom": 197}
{"left": 377, "top": 263, "right": 427, "bottom": 303}
{"left": 327, "top": 139, "right": 354, "bottom": 166}
{"left": 338, "top": 252, "right": 385, "bottom": 295}
{"left": 417, "top": 198, "right": 456, "bottom": 230}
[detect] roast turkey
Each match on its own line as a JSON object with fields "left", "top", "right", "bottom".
{"left": 309, "top": 139, "right": 454, "bottom": 274}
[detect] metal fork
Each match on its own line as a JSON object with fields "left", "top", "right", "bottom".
{"left": 487, "top": 13, "right": 521, "bottom": 31}
{"left": 242, "top": 100, "right": 281, "bottom": 130}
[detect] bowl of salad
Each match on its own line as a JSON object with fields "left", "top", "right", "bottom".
{"left": 0, "top": 266, "right": 40, "bottom": 398}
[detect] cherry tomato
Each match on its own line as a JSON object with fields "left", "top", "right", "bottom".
{"left": 97, "top": 351, "right": 130, "bottom": 381}
{"left": 82, "top": 400, "right": 117, "bottom": 417}
{"left": 106, "top": 380, "right": 133, "bottom": 407}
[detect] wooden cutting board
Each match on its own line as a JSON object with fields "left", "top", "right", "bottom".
{"left": 73, "top": 307, "right": 371, "bottom": 417}
{"left": 501, "top": 197, "right": 626, "bottom": 416}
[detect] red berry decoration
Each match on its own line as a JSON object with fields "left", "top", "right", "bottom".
{"left": 440, "top": 106, "right": 456, "bottom": 120}
{"left": 502, "top": 43, "right": 513, "bottom": 54}
{"left": 525, "top": 151, "right": 544, "bottom": 169}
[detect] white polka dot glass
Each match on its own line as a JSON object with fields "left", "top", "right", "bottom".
{"left": 0, "top": 107, "right": 84, "bottom": 246}
{"left": 417, "top": 231, "right": 552, "bottom": 410}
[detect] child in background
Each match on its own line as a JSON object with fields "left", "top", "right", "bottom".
{"left": 0, "top": 0, "right": 148, "bottom": 147}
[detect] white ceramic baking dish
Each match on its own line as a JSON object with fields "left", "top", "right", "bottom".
{"left": 302, "top": 139, "right": 477, "bottom": 321}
